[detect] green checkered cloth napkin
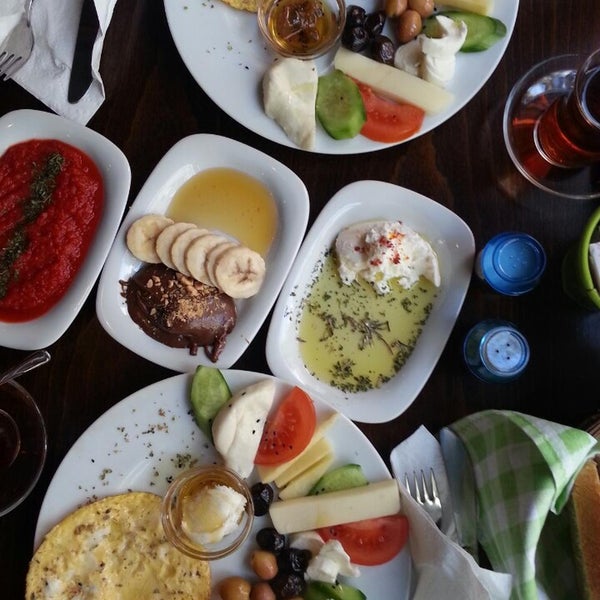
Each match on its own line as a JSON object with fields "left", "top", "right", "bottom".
{"left": 450, "top": 410, "right": 600, "bottom": 600}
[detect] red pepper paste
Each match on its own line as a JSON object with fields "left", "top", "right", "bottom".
{"left": 0, "top": 139, "right": 104, "bottom": 322}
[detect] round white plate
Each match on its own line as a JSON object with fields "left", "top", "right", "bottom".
{"left": 0, "top": 110, "right": 131, "bottom": 350}
{"left": 266, "top": 180, "right": 475, "bottom": 423}
{"left": 35, "top": 370, "right": 412, "bottom": 599}
{"left": 164, "top": 0, "right": 519, "bottom": 154}
{"left": 96, "top": 133, "right": 309, "bottom": 371}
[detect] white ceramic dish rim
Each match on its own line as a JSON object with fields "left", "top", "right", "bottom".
{"left": 96, "top": 133, "right": 310, "bottom": 371}
{"left": 164, "top": 0, "right": 519, "bottom": 154}
{"left": 0, "top": 109, "right": 131, "bottom": 350}
{"left": 266, "top": 180, "right": 475, "bottom": 423}
{"left": 34, "top": 370, "right": 412, "bottom": 599}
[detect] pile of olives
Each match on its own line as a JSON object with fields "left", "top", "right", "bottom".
{"left": 341, "top": 0, "right": 437, "bottom": 63}
{"left": 341, "top": 5, "right": 395, "bottom": 64}
{"left": 218, "top": 527, "right": 313, "bottom": 600}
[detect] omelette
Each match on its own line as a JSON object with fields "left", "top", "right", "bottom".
{"left": 26, "top": 492, "right": 210, "bottom": 599}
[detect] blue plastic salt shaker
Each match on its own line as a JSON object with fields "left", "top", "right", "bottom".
{"left": 475, "top": 232, "right": 546, "bottom": 295}
{"left": 463, "top": 319, "right": 530, "bottom": 383}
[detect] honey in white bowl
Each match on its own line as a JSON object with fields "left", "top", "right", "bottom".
{"left": 167, "top": 167, "right": 278, "bottom": 257}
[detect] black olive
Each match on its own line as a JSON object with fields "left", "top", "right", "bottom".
{"left": 371, "top": 34, "right": 395, "bottom": 65}
{"left": 276, "top": 547, "right": 312, "bottom": 574}
{"left": 269, "top": 572, "right": 306, "bottom": 599}
{"left": 256, "top": 527, "right": 287, "bottom": 554}
{"left": 365, "top": 10, "right": 386, "bottom": 37}
{"left": 251, "top": 482, "right": 274, "bottom": 516}
{"left": 341, "top": 26, "right": 369, "bottom": 53}
{"left": 345, "top": 4, "right": 366, "bottom": 28}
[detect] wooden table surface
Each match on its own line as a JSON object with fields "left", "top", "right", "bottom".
{"left": 2, "top": 1, "right": 600, "bottom": 597}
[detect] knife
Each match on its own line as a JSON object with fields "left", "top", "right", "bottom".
{"left": 439, "top": 427, "right": 480, "bottom": 562}
{"left": 68, "top": 0, "right": 99, "bottom": 103}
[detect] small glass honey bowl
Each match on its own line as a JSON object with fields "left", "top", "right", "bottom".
{"left": 257, "top": 0, "right": 346, "bottom": 60}
{"left": 161, "top": 465, "right": 254, "bottom": 560}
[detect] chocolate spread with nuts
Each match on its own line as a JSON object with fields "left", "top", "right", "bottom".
{"left": 123, "top": 264, "right": 236, "bottom": 361}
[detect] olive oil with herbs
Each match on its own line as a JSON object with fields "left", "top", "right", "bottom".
{"left": 298, "top": 252, "right": 437, "bottom": 393}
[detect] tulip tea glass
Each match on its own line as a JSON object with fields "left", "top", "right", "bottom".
{"left": 0, "top": 380, "right": 47, "bottom": 516}
{"left": 503, "top": 49, "right": 600, "bottom": 199}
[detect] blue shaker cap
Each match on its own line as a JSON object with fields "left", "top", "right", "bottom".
{"left": 478, "top": 232, "right": 546, "bottom": 295}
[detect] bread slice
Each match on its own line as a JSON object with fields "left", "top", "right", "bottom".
{"left": 569, "top": 457, "right": 600, "bottom": 599}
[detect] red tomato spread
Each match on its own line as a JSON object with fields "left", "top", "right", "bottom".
{"left": 0, "top": 139, "right": 104, "bottom": 322}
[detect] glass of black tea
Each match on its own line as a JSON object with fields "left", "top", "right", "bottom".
{"left": 503, "top": 48, "right": 600, "bottom": 199}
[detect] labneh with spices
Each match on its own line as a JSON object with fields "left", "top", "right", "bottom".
{"left": 123, "top": 263, "right": 237, "bottom": 361}
{"left": 0, "top": 139, "right": 103, "bottom": 322}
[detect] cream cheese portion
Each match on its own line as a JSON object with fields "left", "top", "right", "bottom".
{"left": 181, "top": 483, "right": 247, "bottom": 545}
{"left": 335, "top": 220, "right": 441, "bottom": 295}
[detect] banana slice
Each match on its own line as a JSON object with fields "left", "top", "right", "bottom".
{"left": 155, "top": 222, "right": 197, "bottom": 270}
{"left": 185, "top": 233, "right": 230, "bottom": 284}
{"left": 213, "top": 245, "right": 266, "bottom": 298}
{"left": 170, "top": 227, "right": 210, "bottom": 276}
{"left": 205, "top": 241, "right": 238, "bottom": 286}
{"left": 126, "top": 214, "right": 174, "bottom": 263}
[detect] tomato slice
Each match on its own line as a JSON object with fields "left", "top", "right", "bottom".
{"left": 254, "top": 386, "right": 317, "bottom": 465}
{"left": 317, "top": 514, "right": 409, "bottom": 566}
{"left": 356, "top": 82, "right": 425, "bottom": 144}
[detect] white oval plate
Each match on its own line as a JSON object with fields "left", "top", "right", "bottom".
{"left": 164, "top": 0, "right": 519, "bottom": 154}
{"left": 96, "top": 134, "right": 309, "bottom": 371}
{"left": 266, "top": 181, "right": 475, "bottom": 423}
{"left": 35, "top": 370, "right": 412, "bottom": 599}
{"left": 0, "top": 109, "right": 131, "bottom": 350}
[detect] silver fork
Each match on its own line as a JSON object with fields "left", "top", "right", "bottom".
{"left": 0, "top": 0, "right": 35, "bottom": 81}
{"left": 404, "top": 468, "right": 442, "bottom": 526}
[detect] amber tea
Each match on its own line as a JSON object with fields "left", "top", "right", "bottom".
{"left": 534, "top": 51, "right": 600, "bottom": 168}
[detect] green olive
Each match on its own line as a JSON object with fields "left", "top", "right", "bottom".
{"left": 218, "top": 576, "right": 251, "bottom": 600}
{"left": 384, "top": 0, "right": 407, "bottom": 18}
{"left": 250, "top": 550, "right": 278, "bottom": 581}
{"left": 395, "top": 9, "right": 422, "bottom": 43}
{"left": 408, "top": 0, "right": 434, "bottom": 17}
{"left": 250, "top": 582, "right": 276, "bottom": 600}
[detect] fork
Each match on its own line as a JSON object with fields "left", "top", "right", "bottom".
{"left": 0, "top": 0, "right": 35, "bottom": 81}
{"left": 404, "top": 468, "right": 443, "bottom": 526}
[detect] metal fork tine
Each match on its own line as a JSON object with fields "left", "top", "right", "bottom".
{"left": 429, "top": 468, "right": 440, "bottom": 503}
{"left": 2, "top": 57, "right": 23, "bottom": 80}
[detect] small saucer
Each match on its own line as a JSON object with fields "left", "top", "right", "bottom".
{"left": 503, "top": 54, "right": 600, "bottom": 200}
{"left": 0, "top": 380, "right": 47, "bottom": 516}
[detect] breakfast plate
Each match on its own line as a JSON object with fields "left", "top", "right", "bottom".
{"left": 266, "top": 180, "right": 475, "bottom": 423}
{"left": 164, "top": 0, "right": 519, "bottom": 154}
{"left": 34, "top": 370, "right": 413, "bottom": 599}
{"left": 0, "top": 109, "right": 131, "bottom": 350}
{"left": 96, "top": 133, "right": 309, "bottom": 371}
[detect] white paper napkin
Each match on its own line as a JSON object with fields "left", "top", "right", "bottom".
{"left": 390, "top": 426, "right": 513, "bottom": 600}
{"left": 0, "top": 0, "right": 117, "bottom": 124}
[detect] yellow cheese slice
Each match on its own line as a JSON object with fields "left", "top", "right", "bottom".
{"left": 257, "top": 412, "right": 338, "bottom": 483}
{"left": 440, "top": 0, "right": 493, "bottom": 15}
{"left": 269, "top": 478, "right": 401, "bottom": 534}
{"left": 275, "top": 437, "right": 333, "bottom": 488}
{"left": 334, "top": 47, "right": 454, "bottom": 115}
{"left": 278, "top": 453, "right": 335, "bottom": 500}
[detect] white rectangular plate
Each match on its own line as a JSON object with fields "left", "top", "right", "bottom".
{"left": 0, "top": 109, "right": 131, "bottom": 350}
{"left": 266, "top": 180, "right": 474, "bottom": 423}
{"left": 96, "top": 134, "right": 309, "bottom": 371}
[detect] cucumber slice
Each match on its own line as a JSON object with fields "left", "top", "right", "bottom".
{"left": 304, "top": 581, "right": 366, "bottom": 600}
{"left": 189, "top": 365, "right": 231, "bottom": 442}
{"left": 424, "top": 10, "right": 507, "bottom": 52}
{"left": 309, "top": 463, "right": 368, "bottom": 495}
{"left": 316, "top": 70, "right": 366, "bottom": 140}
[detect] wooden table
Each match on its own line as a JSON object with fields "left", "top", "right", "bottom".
{"left": 2, "top": 1, "right": 600, "bottom": 596}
